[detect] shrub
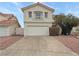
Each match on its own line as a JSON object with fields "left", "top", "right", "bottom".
{"left": 49, "top": 24, "right": 60, "bottom": 36}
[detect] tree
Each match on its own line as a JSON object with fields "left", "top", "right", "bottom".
{"left": 54, "top": 13, "right": 65, "bottom": 25}
{"left": 54, "top": 13, "right": 79, "bottom": 35}
{"left": 63, "top": 14, "right": 79, "bottom": 27}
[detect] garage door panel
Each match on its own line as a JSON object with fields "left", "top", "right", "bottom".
{"left": 24, "top": 27, "right": 49, "bottom": 36}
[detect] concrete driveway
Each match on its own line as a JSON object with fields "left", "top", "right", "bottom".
{"left": 0, "top": 36, "right": 77, "bottom": 56}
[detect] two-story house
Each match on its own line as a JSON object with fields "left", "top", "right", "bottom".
{"left": 22, "top": 2, "right": 55, "bottom": 36}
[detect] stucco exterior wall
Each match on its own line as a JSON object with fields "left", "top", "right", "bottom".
{"left": 24, "top": 5, "right": 54, "bottom": 22}
{"left": 7, "top": 24, "right": 18, "bottom": 36}
{"left": 16, "top": 28, "right": 24, "bottom": 35}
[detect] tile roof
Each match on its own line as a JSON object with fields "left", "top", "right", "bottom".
{"left": 0, "top": 19, "right": 17, "bottom": 26}
{"left": 0, "top": 13, "right": 17, "bottom": 26}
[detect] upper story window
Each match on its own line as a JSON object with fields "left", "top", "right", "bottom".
{"left": 28, "top": 11, "right": 32, "bottom": 18}
{"left": 34, "top": 11, "right": 43, "bottom": 19}
{"left": 45, "top": 12, "right": 48, "bottom": 18}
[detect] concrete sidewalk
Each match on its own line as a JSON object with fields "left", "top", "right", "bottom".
{"left": 0, "top": 36, "right": 77, "bottom": 56}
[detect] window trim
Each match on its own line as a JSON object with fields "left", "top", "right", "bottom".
{"left": 45, "top": 12, "right": 48, "bottom": 18}
{"left": 34, "top": 11, "right": 43, "bottom": 19}
{"left": 28, "top": 11, "right": 32, "bottom": 18}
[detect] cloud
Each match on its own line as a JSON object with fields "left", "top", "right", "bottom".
{"left": 11, "top": 2, "right": 24, "bottom": 8}
{"left": 0, "top": 7, "right": 12, "bottom": 14}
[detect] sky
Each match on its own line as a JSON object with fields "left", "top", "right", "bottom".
{"left": 0, "top": 2, "right": 79, "bottom": 28}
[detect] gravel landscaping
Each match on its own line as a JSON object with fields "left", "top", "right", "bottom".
{"left": 0, "top": 36, "right": 23, "bottom": 50}
{"left": 54, "top": 36, "right": 79, "bottom": 54}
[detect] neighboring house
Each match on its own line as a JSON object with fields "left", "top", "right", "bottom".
{"left": 22, "top": 2, "right": 55, "bottom": 36}
{"left": 71, "top": 26, "right": 79, "bottom": 35}
{"left": 0, "top": 13, "right": 20, "bottom": 37}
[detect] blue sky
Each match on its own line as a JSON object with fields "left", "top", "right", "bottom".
{"left": 0, "top": 2, "right": 79, "bottom": 28}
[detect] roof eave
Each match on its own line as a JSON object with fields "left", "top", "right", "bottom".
{"left": 21, "top": 2, "right": 55, "bottom": 12}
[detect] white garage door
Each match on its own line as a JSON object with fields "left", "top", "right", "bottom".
{"left": 24, "top": 27, "right": 49, "bottom": 36}
{"left": 0, "top": 27, "right": 8, "bottom": 37}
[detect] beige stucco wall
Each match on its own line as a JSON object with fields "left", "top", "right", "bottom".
{"left": 16, "top": 28, "right": 24, "bottom": 35}
{"left": 24, "top": 5, "right": 54, "bottom": 22}
{"left": 7, "top": 23, "right": 19, "bottom": 36}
